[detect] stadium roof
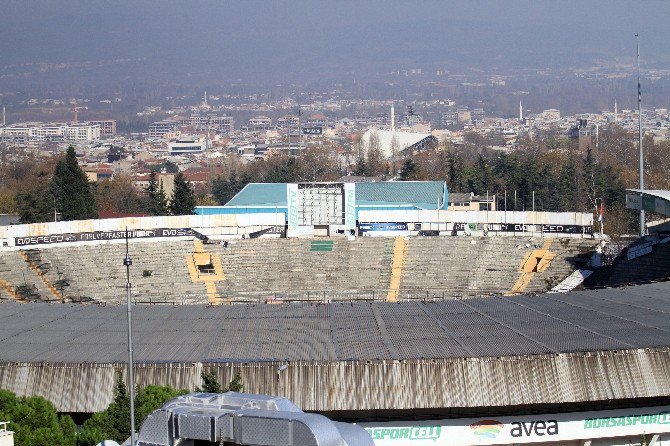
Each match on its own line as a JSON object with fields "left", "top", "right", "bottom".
{"left": 1, "top": 282, "right": 669, "bottom": 363}
{"left": 362, "top": 129, "right": 434, "bottom": 158}
{"left": 627, "top": 189, "right": 670, "bottom": 216}
{"left": 628, "top": 189, "right": 670, "bottom": 202}
{"left": 356, "top": 181, "right": 445, "bottom": 208}
{"left": 220, "top": 181, "right": 447, "bottom": 210}
{"left": 226, "top": 183, "right": 287, "bottom": 207}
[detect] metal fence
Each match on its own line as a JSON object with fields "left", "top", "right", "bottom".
{"left": 130, "top": 288, "right": 509, "bottom": 305}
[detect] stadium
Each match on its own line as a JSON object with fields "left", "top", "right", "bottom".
{"left": 1, "top": 182, "right": 670, "bottom": 446}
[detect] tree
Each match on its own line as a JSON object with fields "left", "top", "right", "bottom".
{"left": 196, "top": 369, "right": 222, "bottom": 393}
{"left": 50, "top": 146, "right": 97, "bottom": 221}
{"left": 0, "top": 389, "right": 76, "bottom": 446}
{"left": 365, "top": 144, "right": 388, "bottom": 176}
{"left": 0, "top": 189, "right": 17, "bottom": 214}
{"left": 212, "top": 170, "right": 244, "bottom": 205}
{"left": 148, "top": 160, "right": 179, "bottom": 174}
{"left": 78, "top": 372, "right": 188, "bottom": 446}
{"left": 15, "top": 170, "right": 54, "bottom": 223}
{"left": 169, "top": 172, "right": 195, "bottom": 215}
{"left": 96, "top": 175, "right": 146, "bottom": 215}
{"left": 399, "top": 158, "right": 417, "bottom": 180}
{"left": 196, "top": 371, "right": 244, "bottom": 393}
{"left": 145, "top": 171, "right": 169, "bottom": 216}
{"left": 224, "top": 373, "right": 244, "bottom": 393}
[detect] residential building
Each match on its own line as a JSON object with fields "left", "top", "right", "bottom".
{"left": 89, "top": 120, "right": 116, "bottom": 137}
{"left": 149, "top": 120, "right": 180, "bottom": 138}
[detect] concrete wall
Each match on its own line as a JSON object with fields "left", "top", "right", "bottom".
{"left": 358, "top": 210, "right": 593, "bottom": 226}
{"left": 0, "top": 211, "right": 595, "bottom": 249}
{"left": 0, "top": 213, "right": 285, "bottom": 249}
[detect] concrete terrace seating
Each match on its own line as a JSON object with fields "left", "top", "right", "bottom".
{"left": 208, "top": 238, "right": 394, "bottom": 301}
{"left": 528, "top": 238, "right": 599, "bottom": 292}
{"left": 400, "top": 237, "right": 597, "bottom": 298}
{"left": 37, "top": 241, "right": 208, "bottom": 304}
{"left": 0, "top": 250, "right": 56, "bottom": 301}
{"left": 586, "top": 241, "right": 670, "bottom": 287}
{"left": 0, "top": 236, "right": 598, "bottom": 304}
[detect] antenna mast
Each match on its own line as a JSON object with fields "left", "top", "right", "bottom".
{"left": 124, "top": 228, "right": 137, "bottom": 445}
{"left": 636, "top": 34, "right": 645, "bottom": 236}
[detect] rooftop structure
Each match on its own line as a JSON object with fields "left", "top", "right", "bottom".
{"left": 0, "top": 282, "right": 669, "bottom": 415}
{"left": 361, "top": 129, "right": 437, "bottom": 158}
{"left": 197, "top": 181, "right": 448, "bottom": 218}
{"left": 138, "top": 392, "right": 372, "bottom": 446}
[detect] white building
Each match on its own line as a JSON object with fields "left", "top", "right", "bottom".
{"left": 168, "top": 138, "right": 207, "bottom": 154}
{"left": 361, "top": 129, "right": 436, "bottom": 159}
{"left": 0, "top": 122, "right": 100, "bottom": 142}
{"left": 64, "top": 123, "right": 101, "bottom": 141}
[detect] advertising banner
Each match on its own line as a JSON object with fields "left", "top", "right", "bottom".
{"left": 453, "top": 223, "right": 592, "bottom": 234}
{"left": 359, "top": 223, "right": 408, "bottom": 232}
{"left": 287, "top": 183, "right": 299, "bottom": 232}
{"left": 248, "top": 226, "right": 286, "bottom": 239}
{"left": 344, "top": 183, "right": 356, "bottom": 231}
{"left": 301, "top": 126, "right": 323, "bottom": 135}
{"left": 626, "top": 193, "right": 643, "bottom": 210}
{"left": 15, "top": 228, "right": 198, "bottom": 246}
{"left": 643, "top": 195, "right": 657, "bottom": 212}
{"left": 361, "top": 405, "right": 670, "bottom": 446}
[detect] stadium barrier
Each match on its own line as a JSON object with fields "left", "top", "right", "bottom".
{"left": 0, "top": 213, "right": 284, "bottom": 249}
{"left": 125, "top": 288, "right": 520, "bottom": 305}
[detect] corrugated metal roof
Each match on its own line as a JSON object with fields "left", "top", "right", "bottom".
{"left": 356, "top": 181, "right": 445, "bottom": 208}
{"left": 226, "top": 183, "right": 288, "bottom": 207}
{"left": 2, "top": 283, "right": 670, "bottom": 413}
{"left": 1, "top": 282, "right": 669, "bottom": 364}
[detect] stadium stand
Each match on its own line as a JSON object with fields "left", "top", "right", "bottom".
{"left": 584, "top": 237, "right": 670, "bottom": 288}
{"left": 210, "top": 237, "right": 395, "bottom": 302}
{"left": 0, "top": 236, "right": 598, "bottom": 304}
{"left": 0, "top": 250, "right": 55, "bottom": 301}
{"left": 25, "top": 241, "right": 208, "bottom": 304}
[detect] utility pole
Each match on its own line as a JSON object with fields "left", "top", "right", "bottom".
{"left": 636, "top": 34, "right": 645, "bottom": 237}
{"left": 124, "top": 228, "right": 137, "bottom": 446}
{"left": 287, "top": 114, "right": 291, "bottom": 151}
{"left": 298, "top": 106, "right": 302, "bottom": 150}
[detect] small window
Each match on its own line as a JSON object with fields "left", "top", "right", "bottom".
{"left": 479, "top": 203, "right": 491, "bottom": 211}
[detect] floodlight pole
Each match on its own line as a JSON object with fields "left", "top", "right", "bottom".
{"left": 636, "top": 34, "right": 645, "bottom": 237}
{"left": 124, "top": 228, "right": 137, "bottom": 445}
{"left": 298, "top": 106, "right": 302, "bottom": 150}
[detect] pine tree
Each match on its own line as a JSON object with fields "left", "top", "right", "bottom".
{"left": 399, "top": 158, "right": 417, "bottom": 180}
{"left": 169, "top": 172, "right": 195, "bottom": 215}
{"left": 108, "top": 371, "right": 131, "bottom": 441}
{"left": 224, "top": 373, "right": 244, "bottom": 393}
{"left": 196, "top": 370, "right": 222, "bottom": 393}
{"left": 146, "top": 171, "right": 168, "bottom": 216}
{"left": 155, "top": 182, "right": 169, "bottom": 216}
{"left": 50, "top": 146, "right": 98, "bottom": 220}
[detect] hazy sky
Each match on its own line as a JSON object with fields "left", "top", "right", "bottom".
{"left": 2, "top": 1, "right": 669, "bottom": 83}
